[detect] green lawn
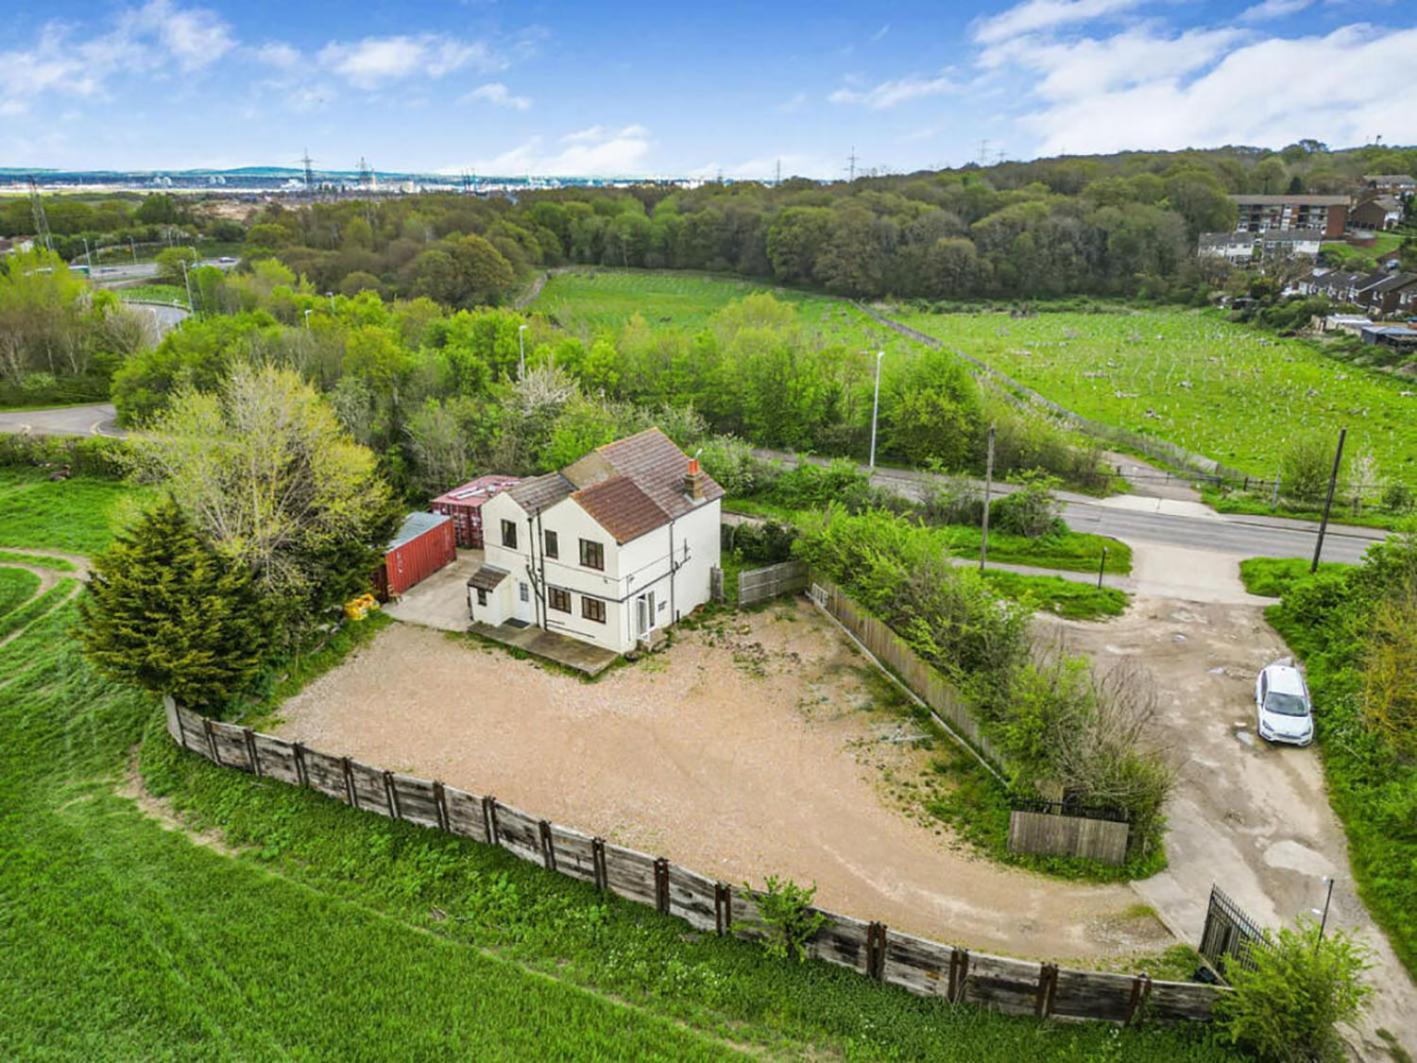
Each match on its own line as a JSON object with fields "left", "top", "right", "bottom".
{"left": 890, "top": 306, "right": 1417, "bottom": 483}
{"left": 0, "top": 469, "right": 153, "bottom": 554}
{"left": 1238, "top": 556, "right": 1354, "bottom": 597}
{"left": 982, "top": 570, "right": 1129, "bottom": 620}
{"left": 0, "top": 566, "right": 39, "bottom": 619}
{"left": 116, "top": 283, "right": 189, "bottom": 305}
{"left": 0, "top": 474, "right": 1233, "bottom": 1060}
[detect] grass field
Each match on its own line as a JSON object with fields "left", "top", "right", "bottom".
{"left": 116, "top": 283, "right": 189, "bottom": 305}
{"left": 981, "top": 570, "right": 1129, "bottom": 620}
{"left": 0, "top": 567, "right": 40, "bottom": 619}
{"left": 0, "top": 474, "right": 1234, "bottom": 1060}
{"left": 0, "top": 469, "right": 153, "bottom": 554}
{"left": 1238, "top": 556, "right": 1355, "bottom": 597}
{"left": 890, "top": 307, "right": 1417, "bottom": 483}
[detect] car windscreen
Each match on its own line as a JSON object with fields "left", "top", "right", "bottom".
{"left": 1264, "top": 691, "right": 1310, "bottom": 716}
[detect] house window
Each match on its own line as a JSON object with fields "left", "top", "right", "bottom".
{"left": 501, "top": 519, "right": 517, "bottom": 549}
{"left": 579, "top": 538, "right": 604, "bottom": 571}
{"left": 519, "top": 582, "right": 530, "bottom": 602}
{"left": 548, "top": 587, "right": 570, "bottom": 613}
{"left": 476, "top": 588, "right": 487, "bottom": 607}
{"left": 543, "top": 529, "right": 559, "bottom": 559}
{"left": 581, "top": 596, "right": 606, "bottom": 624}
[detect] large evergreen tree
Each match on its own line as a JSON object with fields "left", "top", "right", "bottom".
{"left": 79, "top": 498, "right": 270, "bottom": 710}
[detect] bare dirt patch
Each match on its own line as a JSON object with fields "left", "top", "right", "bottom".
{"left": 273, "top": 597, "right": 1170, "bottom": 963}
{"left": 116, "top": 750, "right": 241, "bottom": 857}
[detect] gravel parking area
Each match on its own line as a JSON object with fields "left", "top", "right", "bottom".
{"left": 274, "top": 598, "right": 1168, "bottom": 963}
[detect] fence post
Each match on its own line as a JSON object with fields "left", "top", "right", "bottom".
{"left": 341, "top": 756, "right": 358, "bottom": 808}
{"left": 382, "top": 770, "right": 401, "bottom": 819}
{"left": 1035, "top": 962, "right": 1059, "bottom": 1018}
{"left": 432, "top": 781, "right": 449, "bottom": 832}
{"left": 867, "top": 922, "right": 887, "bottom": 980}
{"left": 482, "top": 795, "right": 499, "bottom": 845}
{"left": 1125, "top": 974, "right": 1152, "bottom": 1025}
{"left": 202, "top": 717, "right": 220, "bottom": 764}
{"left": 714, "top": 882, "right": 732, "bottom": 935}
{"left": 243, "top": 726, "right": 261, "bottom": 777}
{"left": 653, "top": 857, "right": 670, "bottom": 914}
{"left": 591, "top": 837, "right": 607, "bottom": 891}
{"left": 538, "top": 820, "right": 557, "bottom": 871}
{"left": 293, "top": 742, "right": 309, "bottom": 788}
{"left": 948, "top": 948, "right": 970, "bottom": 1003}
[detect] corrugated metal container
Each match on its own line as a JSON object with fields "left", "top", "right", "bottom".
{"left": 432, "top": 474, "right": 521, "bottom": 548}
{"left": 383, "top": 512, "right": 456, "bottom": 597}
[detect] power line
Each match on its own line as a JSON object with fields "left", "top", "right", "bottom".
{"left": 846, "top": 146, "right": 859, "bottom": 183}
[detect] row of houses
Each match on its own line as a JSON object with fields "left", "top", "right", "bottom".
{"left": 1200, "top": 180, "right": 1414, "bottom": 265}
{"left": 1293, "top": 266, "right": 1417, "bottom": 317}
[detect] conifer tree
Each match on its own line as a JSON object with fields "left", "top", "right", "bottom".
{"left": 79, "top": 498, "right": 269, "bottom": 710}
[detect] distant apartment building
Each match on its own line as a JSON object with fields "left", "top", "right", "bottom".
{"left": 1350, "top": 195, "right": 1405, "bottom": 232}
{"left": 1230, "top": 195, "right": 1349, "bottom": 239}
{"left": 1362, "top": 174, "right": 1417, "bottom": 198}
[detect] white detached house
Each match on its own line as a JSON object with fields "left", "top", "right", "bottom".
{"left": 468, "top": 428, "right": 723, "bottom": 654}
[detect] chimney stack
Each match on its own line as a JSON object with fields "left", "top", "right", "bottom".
{"left": 684, "top": 458, "right": 706, "bottom": 500}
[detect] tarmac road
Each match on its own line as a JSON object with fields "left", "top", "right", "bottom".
{"left": 757, "top": 450, "right": 1388, "bottom": 566}
{"left": 0, "top": 402, "right": 124, "bottom": 438}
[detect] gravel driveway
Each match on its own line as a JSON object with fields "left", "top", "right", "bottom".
{"left": 274, "top": 599, "right": 1170, "bottom": 964}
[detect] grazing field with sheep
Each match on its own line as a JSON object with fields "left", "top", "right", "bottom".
{"left": 892, "top": 307, "right": 1417, "bottom": 483}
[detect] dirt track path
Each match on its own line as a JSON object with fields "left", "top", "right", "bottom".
{"left": 274, "top": 602, "right": 1170, "bottom": 965}
{"left": 1041, "top": 545, "right": 1417, "bottom": 1058}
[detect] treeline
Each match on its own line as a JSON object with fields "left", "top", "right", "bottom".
{"left": 114, "top": 265, "right": 1108, "bottom": 499}
{"left": 1, "top": 192, "right": 245, "bottom": 263}
{"left": 239, "top": 142, "right": 1417, "bottom": 303}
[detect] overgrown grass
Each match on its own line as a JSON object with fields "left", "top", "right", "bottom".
{"left": 0, "top": 476, "right": 1235, "bottom": 1059}
{"left": 982, "top": 570, "right": 1129, "bottom": 620}
{"left": 116, "top": 283, "right": 189, "bottom": 305}
{"left": 0, "top": 578, "right": 78, "bottom": 641}
{"left": 1238, "top": 557, "right": 1354, "bottom": 598}
{"left": 0, "top": 468, "right": 154, "bottom": 554}
{"left": 1202, "top": 486, "right": 1410, "bottom": 531}
{"left": 892, "top": 306, "right": 1417, "bottom": 484}
{"left": 0, "top": 567, "right": 40, "bottom": 619}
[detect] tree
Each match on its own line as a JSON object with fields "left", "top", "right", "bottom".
{"left": 135, "top": 193, "right": 182, "bottom": 225}
{"left": 155, "top": 246, "right": 199, "bottom": 286}
{"left": 1281, "top": 434, "right": 1335, "bottom": 506}
{"left": 128, "top": 364, "right": 401, "bottom": 627}
{"left": 79, "top": 498, "right": 270, "bottom": 709}
{"left": 1217, "top": 921, "right": 1371, "bottom": 1063}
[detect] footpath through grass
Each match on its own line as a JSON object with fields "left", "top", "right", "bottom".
{"left": 891, "top": 306, "right": 1417, "bottom": 484}
{"left": 0, "top": 475, "right": 1233, "bottom": 1060}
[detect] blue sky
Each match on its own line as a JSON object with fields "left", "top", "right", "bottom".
{"left": 3, "top": 0, "right": 1416, "bottom": 176}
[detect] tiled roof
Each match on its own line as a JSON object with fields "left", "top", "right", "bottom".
{"left": 507, "top": 472, "right": 574, "bottom": 513}
{"left": 594, "top": 428, "right": 725, "bottom": 518}
{"left": 1230, "top": 195, "right": 1349, "bottom": 206}
{"left": 573, "top": 475, "right": 670, "bottom": 544}
{"left": 467, "top": 565, "right": 509, "bottom": 591}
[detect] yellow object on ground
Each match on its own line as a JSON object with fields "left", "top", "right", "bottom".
{"left": 344, "top": 594, "right": 380, "bottom": 621}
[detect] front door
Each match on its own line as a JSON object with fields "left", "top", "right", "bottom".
{"left": 636, "top": 591, "right": 655, "bottom": 637}
{"left": 514, "top": 580, "right": 533, "bottom": 624}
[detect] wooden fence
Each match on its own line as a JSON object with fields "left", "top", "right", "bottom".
{"left": 1199, "top": 885, "right": 1267, "bottom": 979}
{"left": 162, "top": 697, "right": 1223, "bottom": 1025}
{"left": 1008, "top": 809, "right": 1131, "bottom": 866}
{"left": 808, "top": 576, "right": 1009, "bottom": 771}
{"left": 738, "top": 559, "right": 808, "bottom": 606}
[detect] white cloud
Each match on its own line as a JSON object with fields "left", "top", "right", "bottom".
{"left": 778, "top": 91, "right": 808, "bottom": 113}
{"left": 318, "top": 34, "right": 502, "bottom": 88}
{"left": 253, "top": 42, "right": 301, "bottom": 69}
{"left": 0, "top": 2, "right": 234, "bottom": 114}
{"left": 1015, "top": 24, "right": 1417, "bottom": 155}
{"left": 464, "top": 81, "right": 532, "bottom": 110}
{"left": 1240, "top": 0, "right": 1314, "bottom": 22}
{"left": 829, "top": 71, "right": 959, "bottom": 109}
{"left": 454, "top": 124, "right": 653, "bottom": 176}
{"left": 972, "top": 0, "right": 1145, "bottom": 45}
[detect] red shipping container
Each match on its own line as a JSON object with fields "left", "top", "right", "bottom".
{"left": 432, "top": 474, "right": 520, "bottom": 548}
{"left": 383, "top": 512, "right": 457, "bottom": 597}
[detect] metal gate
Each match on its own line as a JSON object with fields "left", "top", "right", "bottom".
{"left": 1198, "top": 884, "right": 1266, "bottom": 979}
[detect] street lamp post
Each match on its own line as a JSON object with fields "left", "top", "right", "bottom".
{"left": 1315, "top": 876, "right": 1335, "bottom": 951}
{"left": 303, "top": 308, "right": 313, "bottom": 329}
{"left": 326, "top": 291, "right": 335, "bottom": 313}
{"left": 179, "top": 259, "right": 194, "bottom": 311}
{"left": 868, "top": 350, "right": 884, "bottom": 469}
{"left": 518, "top": 324, "right": 528, "bottom": 379}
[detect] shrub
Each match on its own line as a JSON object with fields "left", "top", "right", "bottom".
{"left": 1280, "top": 435, "right": 1334, "bottom": 506}
{"left": 1217, "top": 921, "right": 1371, "bottom": 1063}
{"left": 989, "top": 474, "right": 1064, "bottom": 538}
{"left": 1381, "top": 482, "right": 1413, "bottom": 514}
{"left": 728, "top": 519, "right": 796, "bottom": 563}
{"left": 750, "top": 876, "right": 827, "bottom": 963}
{"left": 0, "top": 433, "right": 129, "bottom": 478}
{"left": 918, "top": 471, "right": 983, "bottom": 526}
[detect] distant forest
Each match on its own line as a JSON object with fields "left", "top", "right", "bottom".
{"left": 7, "top": 141, "right": 1416, "bottom": 303}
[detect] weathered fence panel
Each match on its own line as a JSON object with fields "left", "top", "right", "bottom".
{"left": 442, "top": 785, "right": 490, "bottom": 844}
{"left": 1199, "top": 884, "right": 1266, "bottom": 979}
{"left": 1008, "top": 809, "right": 1131, "bottom": 866}
{"left": 810, "top": 576, "right": 1007, "bottom": 769}
{"left": 159, "top": 699, "right": 1226, "bottom": 1026}
{"left": 738, "top": 560, "right": 808, "bottom": 606}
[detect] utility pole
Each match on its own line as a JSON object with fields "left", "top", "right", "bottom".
{"left": 868, "top": 350, "right": 884, "bottom": 469}
{"left": 179, "top": 258, "right": 194, "bottom": 311}
{"left": 846, "top": 146, "right": 858, "bottom": 184}
{"left": 980, "top": 425, "right": 996, "bottom": 572}
{"left": 775, "top": 158, "right": 782, "bottom": 186}
{"left": 1316, "top": 876, "right": 1335, "bottom": 951}
{"left": 1311, "top": 427, "right": 1346, "bottom": 573}
{"left": 976, "top": 139, "right": 990, "bottom": 167}
{"left": 81, "top": 236, "right": 93, "bottom": 275}
{"left": 27, "top": 176, "right": 52, "bottom": 251}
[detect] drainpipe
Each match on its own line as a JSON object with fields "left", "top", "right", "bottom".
{"left": 525, "top": 514, "right": 541, "bottom": 629}
{"left": 668, "top": 522, "right": 676, "bottom": 624}
{"left": 536, "top": 509, "right": 549, "bottom": 630}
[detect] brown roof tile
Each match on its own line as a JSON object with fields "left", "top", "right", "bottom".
{"left": 507, "top": 472, "right": 574, "bottom": 513}
{"left": 593, "top": 428, "right": 724, "bottom": 518}
{"left": 573, "top": 475, "right": 670, "bottom": 544}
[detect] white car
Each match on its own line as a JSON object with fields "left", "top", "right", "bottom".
{"left": 1255, "top": 660, "right": 1315, "bottom": 746}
